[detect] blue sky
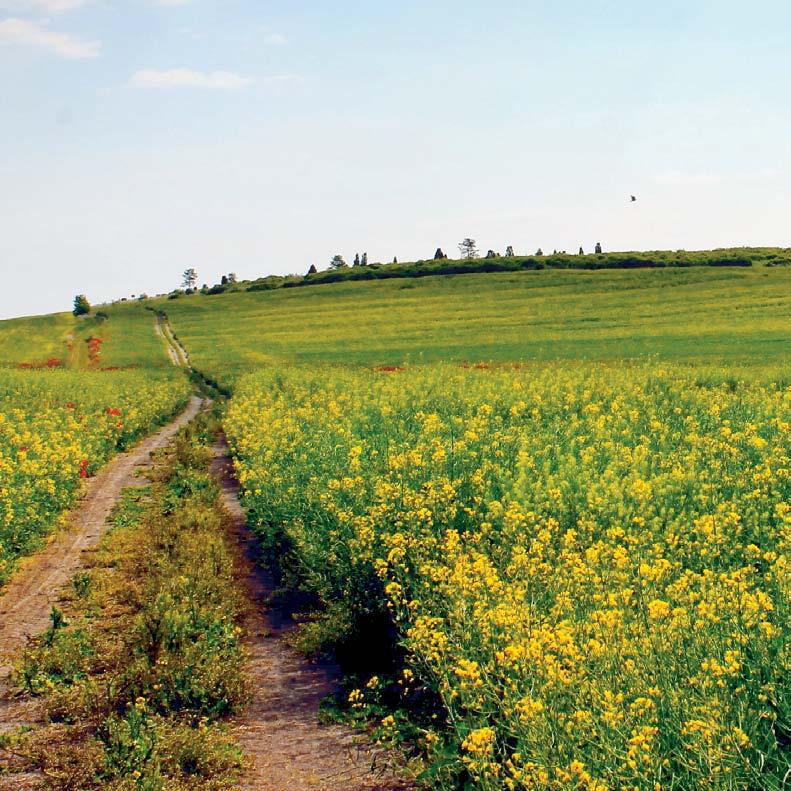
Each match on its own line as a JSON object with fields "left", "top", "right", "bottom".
{"left": 1, "top": 1, "right": 790, "bottom": 318}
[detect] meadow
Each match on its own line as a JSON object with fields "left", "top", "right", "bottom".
{"left": 158, "top": 265, "right": 791, "bottom": 388}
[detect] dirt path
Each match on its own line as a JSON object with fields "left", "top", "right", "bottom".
{"left": 211, "top": 438, "right": 411, "bottom": 791}
{"left": 154, "top": 314, "right": 181, "bottom": 366}
{"left": 155, "top": 314, "right": 189, "bottom": 368}
{"left": 0, "top": 396, "right": 204, "bottom": 694}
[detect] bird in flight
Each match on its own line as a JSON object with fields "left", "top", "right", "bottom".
{"left": 630, "top": 195, "right": 637, "bottom": 202}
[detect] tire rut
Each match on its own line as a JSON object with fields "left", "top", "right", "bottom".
{"left": 211, "top": 437, "right": 412, "bottom": 791}
{"left": 0, "top": 396, "right": 204, "bottom": 704}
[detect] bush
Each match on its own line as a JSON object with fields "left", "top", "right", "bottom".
{"left": 73, "top": 295, "right": 91, "bottom": 317}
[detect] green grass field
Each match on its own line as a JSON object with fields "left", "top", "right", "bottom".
{"left": 2, "top": 266, "right": 788, "bottom": 384}
{"left": 152, "top": 265, "right": 791, "bottom": 387}
{"left": 0, "top": 302, "right": 174, "bottom": 370}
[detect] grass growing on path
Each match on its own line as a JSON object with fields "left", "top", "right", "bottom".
{"left": 2, "top": 413, "right": 246, "bottom": 790}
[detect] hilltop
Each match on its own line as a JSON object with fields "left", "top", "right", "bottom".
{"left": 197, "top": 245, "right": 791, "bottom": 297}
{"left": 1, "top": 260, "right": 788, "bottom": 389}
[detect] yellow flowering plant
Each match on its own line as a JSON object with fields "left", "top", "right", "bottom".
{"left": 226, "top": 362, "right": 790, "bottom": 789}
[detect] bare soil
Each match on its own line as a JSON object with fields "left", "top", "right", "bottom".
{"left": 212, "top": 438, "right": 412, "bottom": 791}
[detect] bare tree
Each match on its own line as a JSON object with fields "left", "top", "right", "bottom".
{"left": 182, "top": 268, "right": 198, "bottom": 290}
{"left": 458, "top": 238, "right": 478, "bottom": 259}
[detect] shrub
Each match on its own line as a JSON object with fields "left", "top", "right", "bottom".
{"left": 73, "top": 295, "right": 91, "bottom": 317}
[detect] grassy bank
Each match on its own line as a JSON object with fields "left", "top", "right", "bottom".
{"left": 208, "top": 247, "right": 791, "bottom": 296}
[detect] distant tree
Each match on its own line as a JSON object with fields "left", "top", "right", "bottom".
{"left": 505, "top": 245, "right": 514, "bottom": 257}
{"left": 329, "top": 255, "right": 347, "bottom": 269}
{"left": 73, "top": 294, "right": 90, "bottom": 316}
{"left": 434, "top": 247, "right": 446, "bottom": 260}
{"left": 362, "top": 252, "right": 368, "bottom": 266}
{"left": 354, "top": 253, "right": 361, "bottom": 267}
{"left": 536, "top": 248, "right": 544, "bottom": 256}
{"left": 221, "top": 275, "right": 229, "bottom": 285}
{"left": 553, "top": 249, "right": 558, "bottom": 255}
{"left": 578, "top": 247, "right": 585, "bottom": 255}
{"left": 595, "top": 242, "right": 603, "bottom": 254}
{"left": 458, "top": 238, "right": 478, "bottom": 259}
{"left": 393, "top": 256, "right": 398, "bottom": 264}
{"left": 485, "top": 249, "right": 496, "bottom": 258}
{"left": 307, "top": 264, "right": 318, "bottom": 275}
{"left": 227, "top": 272, "right": 238, "bottom": 284}
{"left": 182, "top": 268, "right": 198, "bottom": 290}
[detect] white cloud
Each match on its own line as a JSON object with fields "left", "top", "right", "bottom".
{"left": 0, "top": 17, "right": 99, "bottom": 58}
{"left": 0, "top": 0, "right": 88, "bottom": 12}
{"left": 264, "top": 32, "right": 287, "bottom": 46}
{"left": 131, "top": 68, "right": 252, "bottom": 89}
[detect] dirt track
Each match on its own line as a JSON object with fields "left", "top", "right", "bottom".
{"left": 0, "top": 396, "right": 203, "bottom": 687}
{"left": 212, "top": 438, "right": 410, "bottom": 791}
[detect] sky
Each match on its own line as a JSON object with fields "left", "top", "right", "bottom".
{"left": 1, "top": 1, "right": 790, "bottom": 319}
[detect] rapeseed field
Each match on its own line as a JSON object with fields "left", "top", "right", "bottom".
{"left": 227, "top": 363, "right": 790, "bottom": 789}
{"left": 0, "top": 370, "right": 190, "bottom": 586}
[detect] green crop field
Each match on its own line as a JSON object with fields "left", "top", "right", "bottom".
{"left": 0, "top": 303, "right": 176, "bottom": 370}
{"left": 154, "top": 265, "right": 791, "bottom": 388}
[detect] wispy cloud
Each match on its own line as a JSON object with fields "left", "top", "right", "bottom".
{"left": 0, "top": 17, "right": 99, "bottom": 58}
{"left": 264, "top": 31, "right": 287, "bottom": 46}
{"left": 131, "top": 68, "right": 252, "bottom": 89}
{"left": 0, "top": 0, "right": 89, "bottom": 12}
